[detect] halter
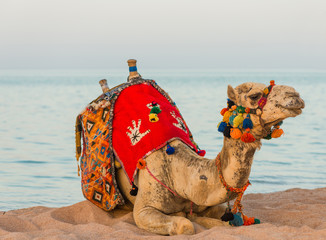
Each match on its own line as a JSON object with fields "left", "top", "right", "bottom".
{"left": 217, "top": 80, "right": 283, "bottom": 142}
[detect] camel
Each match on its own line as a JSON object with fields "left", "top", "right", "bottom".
{"left": 114, "top": 72, "right": 305, "bottom": 235}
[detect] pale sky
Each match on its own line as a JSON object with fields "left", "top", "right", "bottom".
{"left": 1, "top": 0, "right": 325, "bottom": 69}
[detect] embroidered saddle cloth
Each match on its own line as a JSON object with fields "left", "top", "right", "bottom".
{"left": 75, "top": 78, "right": 200, "bottom": 211}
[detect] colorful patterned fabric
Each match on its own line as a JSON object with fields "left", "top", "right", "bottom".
{"left": 76, "top": 78, "right": 200, "bottom": 211}
{"left": 77, "top": 107, "right": 123, "bottom": 211}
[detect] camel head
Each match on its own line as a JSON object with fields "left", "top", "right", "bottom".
{"left": 227, "top": 81, "right": 305, "bottom": 140}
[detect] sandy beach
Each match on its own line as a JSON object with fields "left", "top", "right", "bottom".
{"left": 1, "top": 187, "right": 325, "bottom": 240}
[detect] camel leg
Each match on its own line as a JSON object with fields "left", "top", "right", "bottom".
{"left": 133, "top": 202, "right": 195, "bottom": 235}
{"left": 186, "top": 203, "right": 230, "bottom": 228}
{"left": 192, "top": 216, "right": 230, "bottom": 228}
{"left": 197, "top": 203, "right": 228, "bottom": 219}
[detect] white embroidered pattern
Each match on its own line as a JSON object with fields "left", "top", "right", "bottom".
{"left": 126, "top": 119, "right": 151, "bottom": 146}
{"left": 170, "top": 111, "right": 188, "bottom": 133}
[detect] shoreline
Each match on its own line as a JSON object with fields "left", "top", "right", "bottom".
{"left": 1, "top": 187, "right": 326, "bottom": 239}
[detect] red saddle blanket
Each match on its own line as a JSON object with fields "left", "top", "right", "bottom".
{"left": 112, "top": 82, "right": 198, "bottom": 182}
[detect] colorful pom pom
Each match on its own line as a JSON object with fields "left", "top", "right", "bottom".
{"left": 228, "top": 112, "right": 237, "bottom": 126}
{"left": 243, "top": 115, "right": 253, "bottom": 129}
{"left": 223, "top": 125, "right": 232, "bottom": 138}
{"left": 223, "top": 110, "right": 233, "bottom": 122}
{"left": 150, "top": 106, "right": 162, "bottom": 114}
{"left": 233, "top": 113, "right": 244, "bottom": 128}
{"left": 271, "top": 127, "right": 284, "bottom": 138}
{"left": 218, "top": 121, "right": 227, "bottom": 132}
{"left": 137, "top": 158, "right": 146, "bottom": 169}
{"left": 197, "top": 150, "right": 206, "bottom": 157}
{"left": 230, "top": 128, "right": 242, "bottom": 139}
{"left": 241, "top": 128, "right": 256, "bottom": 143}
{"left": 264, "top": 133, "right": 272, "bottom": 140}
{"left": 221, "top": 208, "right": 234, "bottom": 222}
{"left": 166, "top": 144, "right": 175, "bottom": 155}
{"left": 229, "top": 212, "right": 243, "bottom": 226}
{"left": 227, "top": 99, "right": 236, "bottom": 108}
{"left": 130, "top": 182, "right": 138, "bottom": 196}
{"left": 243, "top": 215, "right": 255, "bottom": 226}
{"left": 220, "top": 108, "right": 229, "bottom": 116}
{"left": 236, "top": 106, "right": 246, "bottom": 114}
{"left": 270, "top": 80, "right": 275, "bottom": 86}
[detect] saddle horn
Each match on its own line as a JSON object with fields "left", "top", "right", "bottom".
{"left": 127, "top": 59, "right": 141, "bottom": 81}
{"left": 99, "top": 79, "right": 110, "bottom": 93}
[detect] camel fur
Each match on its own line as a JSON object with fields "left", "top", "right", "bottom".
{"left": 115, "top": 82, "right": 305, "bottom": 235}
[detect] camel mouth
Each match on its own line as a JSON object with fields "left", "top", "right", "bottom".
{"left": 280, "top": 104, "right": 304, "bottom": 116}
{"left": 264, "top": 119, "right": 285, "bottom": 129}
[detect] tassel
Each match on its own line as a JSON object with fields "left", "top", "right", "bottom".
{"left": 197, "top": 150, "right": 206, "bottom": 157}
{"left": 243, "top": 114, "right": 253, "bottom": 129}
{"left": 230, "top": 128, "right": 242, "bottom": 139}
{"left": 243, "top": 215, "right": 256, "bottom": 226}
{"left": 222, "top": 110, "right": 233, "bottom": 122}
{"left": 137, "top": 159, "right": 146, "bottom": 169}
{"left": 220, "top": 107, "right": 228, "bottom": 116}
{"left": 236, "top": 106, "right": 246, "bottom": 114}
{"left": 221, "top": 208, "right": 234, "bottom": 222}
{"left": 233, "top": 113, "right": 244, "bottom": 128}
{"left": 150, "top": 106, "right": 161, "bottom": 114}
{"left": 130, "top": 182, "right": 138, "bottom": 196}
{"left": 223, "top": 125, "right": 232, "bottom": 138}
{"left": 218, "top": 121, "right": 227, "bottom": 132}
{"left": 241, "top": 128, "right": 256, "bottom": 143}
{"left": 228, "top": 111, "right": 237, "bottom": 126}
{"left": 264, "top": 133, "right": 272, "bottom": 140}
{"left": 229, "top": 212, "right": 244, "bottom": 226}
{"left": 75, "top": 115, "right": 82, "bottom": 177}
{"left": 271, "top": 127, "right": 284, "bottom": 138}
{"left": 227, "top": 99, "right": 236, "bottom": 108}
{"left": 166, "top": 144, "right": 175, "bottom": 155}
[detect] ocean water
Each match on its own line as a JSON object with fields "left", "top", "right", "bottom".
{"left": 0, "top": 68, "right": 325, "bottom": 211}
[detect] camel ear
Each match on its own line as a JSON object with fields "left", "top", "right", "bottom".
{"left": 227, "top": 85, "right": 237, "bottom": 103}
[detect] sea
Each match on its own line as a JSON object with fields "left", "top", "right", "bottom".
{"left": 0, "top": 68, "right": 325, "bottom": 211}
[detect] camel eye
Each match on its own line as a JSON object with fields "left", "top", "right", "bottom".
{"left": 249, "top": 93, "right": 262, "bottom": 101}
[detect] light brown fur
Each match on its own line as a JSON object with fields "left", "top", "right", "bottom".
{"left": 116, "top": 82, "right": 304, "bottom": 235}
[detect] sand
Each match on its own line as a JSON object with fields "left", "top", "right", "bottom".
{"left": 1, "top": 187, "right": 326, "bottom": 240}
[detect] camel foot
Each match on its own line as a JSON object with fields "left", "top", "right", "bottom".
{"left": 169, "top": 217, "right": 195, "bottom": 235}
{"left": 134, "top": 205, "right": 194, "bottom": 235}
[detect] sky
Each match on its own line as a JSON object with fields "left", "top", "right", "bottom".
{"left": 0, "top": 0, "right": 325, "bottom": 69}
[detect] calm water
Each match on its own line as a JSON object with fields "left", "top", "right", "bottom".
{"left": 0, "top": 69, "right": 325, "bottom": 211}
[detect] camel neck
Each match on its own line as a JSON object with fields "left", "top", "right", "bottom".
{"left": 219, "top": 137, "right": 261, "bottom": 188}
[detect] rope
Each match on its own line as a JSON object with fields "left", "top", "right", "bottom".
{"left": 145, "top": 166, "right": 180, "bottom": 197}
{"left": 215, "top": 153, "right": 250, "bottom": 214}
